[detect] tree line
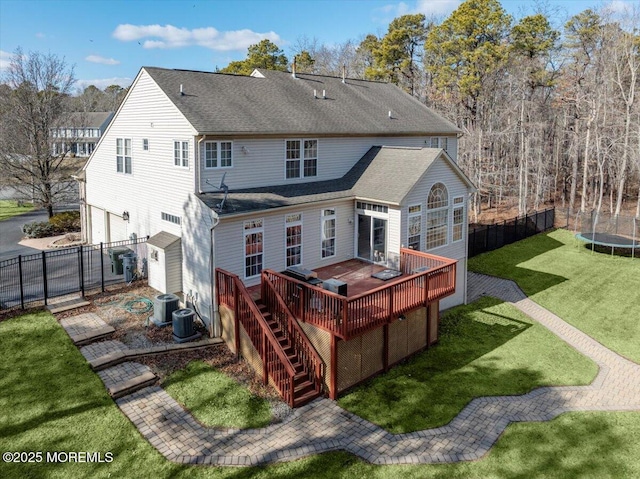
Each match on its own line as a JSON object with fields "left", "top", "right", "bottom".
{"left": 222, "top": 0, "right": 640, "bottom": 220}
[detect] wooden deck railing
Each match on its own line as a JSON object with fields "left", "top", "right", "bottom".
{"left": 262, "top": 249, "right": 456, "bottom": 340}
{"left": 261, "top": 272, "right": 324, "bottom": 395}
{"left": 215, "top": 269, "right": 297, "bottom": 407}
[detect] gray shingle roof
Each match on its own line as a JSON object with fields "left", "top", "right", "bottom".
{"left": 143, "top": 67, "right": 460, "bottom": 136}
{"left": 198, "top": 146, "right": 471, "bottom": 216}
{"left": 65, "top": 112, "right": 114, "bottom": 129}
{"left": 147, "top": 231, "right": 181, "bottom": 249}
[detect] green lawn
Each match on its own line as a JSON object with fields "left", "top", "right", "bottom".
{"left": 338, "top": 297, "right": 597, "bottom": 433}
{"left": 469, "top": 228, "right": 640, "bottom": 363}
{"left": 163, "top": 360, "right": 272, "bottom": 429}
{"left": 0, "top": 200, "right": 34, "bottom": 221}
{"left": 1, "top": 311, "right": 638, "bottom": 478}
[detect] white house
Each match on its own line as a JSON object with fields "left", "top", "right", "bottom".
{"left": 80, "top": 66, "right": 475, "bottom": 404}
{"left": 52, "top": 111, "right": 114, "bottom": 157}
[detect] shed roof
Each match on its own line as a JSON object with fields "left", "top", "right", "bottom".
{"left": 147, "top": 231, "right": 181, "bottom": 249}
{"left": 144, "top": 67, "right": 460, "bottom": 136}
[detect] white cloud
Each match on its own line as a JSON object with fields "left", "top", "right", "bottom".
{"left": 0, "top": 50, "right": 13, "bottom": 71}
{"left": 35, "top": 32, "right": 46, "bottom": 39}
{"left": 85, "top": 55, "right": 120, "bottom": 65}
{"left": 604, "top": 0, "right": 635, "bottom": 15}
{"left": 112, "top": 24, "right": 281, "bottom": 51}
{"left": 75, "top": 77, "right": 132, "bottom": 91}
{"left": 375, "top": 0, "right": 460, "bottom": 22}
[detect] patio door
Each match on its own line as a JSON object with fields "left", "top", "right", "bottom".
{"left": 357, "top": 214, "right": 387, "bottom": 263}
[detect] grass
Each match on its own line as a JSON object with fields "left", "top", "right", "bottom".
{"left": 163, "top": 360, "right": 272, "bottom": 429}
{"left": 469, "top": 228, "right": 640, "bottom": 363}
{"left": 0, "top": 199, "right": 34, "bottom": 221}
{"left": 338, "top": 297, "right": 597, "bottom": 433}
{"left": 1, "top": 311, "right": 638, "bottom": 478}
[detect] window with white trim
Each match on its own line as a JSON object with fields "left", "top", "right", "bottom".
{"left": 407, "top": 204, "right": 422, "bottom": 250}
{"left": 244, "top": 219, "right": 263, "bottom": 278}
{"left": 426, "top": 183, "right": 449, "bottom": 250}
{"left": 116, "top": 138, "right": 132, "bottom": 174}
{"left": 204, "top": 141, "right": 233, "bottom": 168}
{"left": 174, "top": 141, "right": 189, "bottom": 167}
{"left": 142, "top": 138, "right": 149, "bottom": 151}
{"left": 453, "top": 196, "right": 465, "bottom": 242}
{"left": 429, "top": 137, "right": 449, "bottom": 152}
{"left": 285, "top": 139, "right": 317, "bottom": 178}
{"left": 321, "top": 208, "right": 336, "bottom": 258}
{"left": 285, "top": 213, "right": 302, "bottom": 267}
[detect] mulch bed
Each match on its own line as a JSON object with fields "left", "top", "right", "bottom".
{"left": 53, "top": 282, "right": 287, "bottom": 416}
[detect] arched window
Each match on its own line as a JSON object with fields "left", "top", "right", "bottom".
{"left": 426, "top": 183, "right": 449, "bottom": 249}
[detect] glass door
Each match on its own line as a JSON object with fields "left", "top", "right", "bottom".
{"left": 357, "top": 214, "right": 387, "bottom": 263}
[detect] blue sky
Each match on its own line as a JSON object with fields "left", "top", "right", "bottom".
{"left": 0, "top": 0, "right": 635, "bottom": 93}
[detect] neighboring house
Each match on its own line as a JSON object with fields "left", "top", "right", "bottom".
{"left": 52, "top": 112, "right": 114, "bottom": 157}
{"left": 80, "top": 66, "right": 475, "bottom": 405}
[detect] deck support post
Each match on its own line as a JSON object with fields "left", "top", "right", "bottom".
{"left": 330, "top": 334, "right": 338, "bottom": 399}
{"left": 234, "top": 282, "right": 240, "bottom": 359}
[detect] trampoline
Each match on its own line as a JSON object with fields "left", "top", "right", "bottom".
{"left": 575, "top": 232, "right": 640, "bottom": 257}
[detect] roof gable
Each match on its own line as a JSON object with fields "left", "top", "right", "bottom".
{"left": 143, "top": 67, "right": 460, "bottom": 136}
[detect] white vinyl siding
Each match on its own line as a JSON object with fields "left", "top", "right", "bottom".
{"left": 199, "top": 136, "right": 457, "bottom": 191}
{"left": 85, "top": 69, "right": 196, "bottom": 242}
{"left": 214, "top": 200, "right": 354, "bottom": 287}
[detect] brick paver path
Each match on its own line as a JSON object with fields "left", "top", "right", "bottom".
{"left": 111, "top": 273, "right": 640, "bottom": 466}
{"left": 59, "top": 312, "right": 114, "bottom": 344}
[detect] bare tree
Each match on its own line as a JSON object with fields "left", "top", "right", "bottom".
{"left": 0, "top": 48, "right": 77, "bottom": 217}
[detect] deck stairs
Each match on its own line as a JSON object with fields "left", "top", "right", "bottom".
{"left": 255, "top": 299, "right": 321, "bottom": 407}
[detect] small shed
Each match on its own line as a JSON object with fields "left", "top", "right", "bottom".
{"left": 147, "top": 232, "right": 182, "bottom": 294}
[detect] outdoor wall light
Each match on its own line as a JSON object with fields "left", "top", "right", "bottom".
{"left": 123, "top": 211, "right": 130, "bottom": 221}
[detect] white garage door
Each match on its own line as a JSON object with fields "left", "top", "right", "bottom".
{"left": 90, "top": 206, "right": 105, "bottom": 244}
{"left": 108, "top": 213, "right": 128, "bottom": 242}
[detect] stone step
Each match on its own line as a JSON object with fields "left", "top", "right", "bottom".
{"left": 59, "top": 313, "right": 114, "bottom": 345}
{"left": 98, "top": 362, "right": 157, "bottom": 399}
{"left": 47, "top": 296, "right": 91, "bottom": 314}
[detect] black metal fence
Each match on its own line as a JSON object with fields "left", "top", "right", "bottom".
{"left": 468, "top": 207, "right": 555, "bottom": 258}
{"left": 0, "top": 237, "right": 147, "bottom": 310}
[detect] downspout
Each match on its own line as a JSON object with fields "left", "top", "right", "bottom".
{"left": 210, "top": 213, "right": 221, "bottom": 337}
{"left": 196, "top": 135, "right": 207, "bottom": 194}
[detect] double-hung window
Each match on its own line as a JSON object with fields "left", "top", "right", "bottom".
{"left": 321, "top": 208, "right": 336, "bottom": 258}
{"left": 174, "top": 141, "right": 189, "bottom": 167}
{"left": 452, "top": 196, "right": 465, "bottom": 242}
{"left": 204, "top": 141, "right": 233, "bottom": 168}
{"left": 116, "top": 138, "right": 132, "bottom": 174}
{"left": 285, "top": 139, "right": 317, "bottom": 179}
{"left": 429, "top": 137, "right": 449, "bottom": 152}
{"left": 285, "top": 213, "right": 302, "bottom": 267}
{"left": 407, "top": 204, "right": 422, "bottom": 250}
{"left": 426, "top": 183, "right": 449, "bottom": 250}
{"left": 244, "top": 219, "right": 263, "bottom": 278}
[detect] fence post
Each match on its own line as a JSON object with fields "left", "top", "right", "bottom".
{"left": 100, "top": 242, "right": 105, "bottom": 292}
{"left": 41, "top": 251, "right": 48, "bottom": 306}
{"left": 18, "top": 255, "right": 25, "bottom": 310}
{"left": 79, "top": 245, "right": 85, "bottom": 296}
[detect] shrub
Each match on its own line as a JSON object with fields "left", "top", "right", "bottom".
{"left": 49, "top": 211, "right": 81, "bottom": 233}
{"left": 22, "top": 221, "right": 55, "bottom": 238}
{"left": 21, "top": 211, "right": 81, "bottom": 238}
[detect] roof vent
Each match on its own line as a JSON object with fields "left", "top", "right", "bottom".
{"left": 322, "top": 89, "right": 326, "bottom": 99}
{"left": 180, "top": 84, "right": 184, "bottom": 96}
{"left": 342, "top": 64, "right": 346, "bottom": 83}
{"left": 388, "top": 110, "right": 392, "bottom": 119}
{"left": 313, "top": 89, "right": 317, "bottom": 99}
{"left": 292, "top": 58, "right": 297, "bottom": 79}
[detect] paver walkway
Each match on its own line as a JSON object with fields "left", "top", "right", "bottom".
{"left": 108, "top": 274, "right": 640, "bottom": 466}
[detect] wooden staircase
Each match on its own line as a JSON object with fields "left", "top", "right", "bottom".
{"left": 256, "top": 301, "right": 320, "bottom": 407}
